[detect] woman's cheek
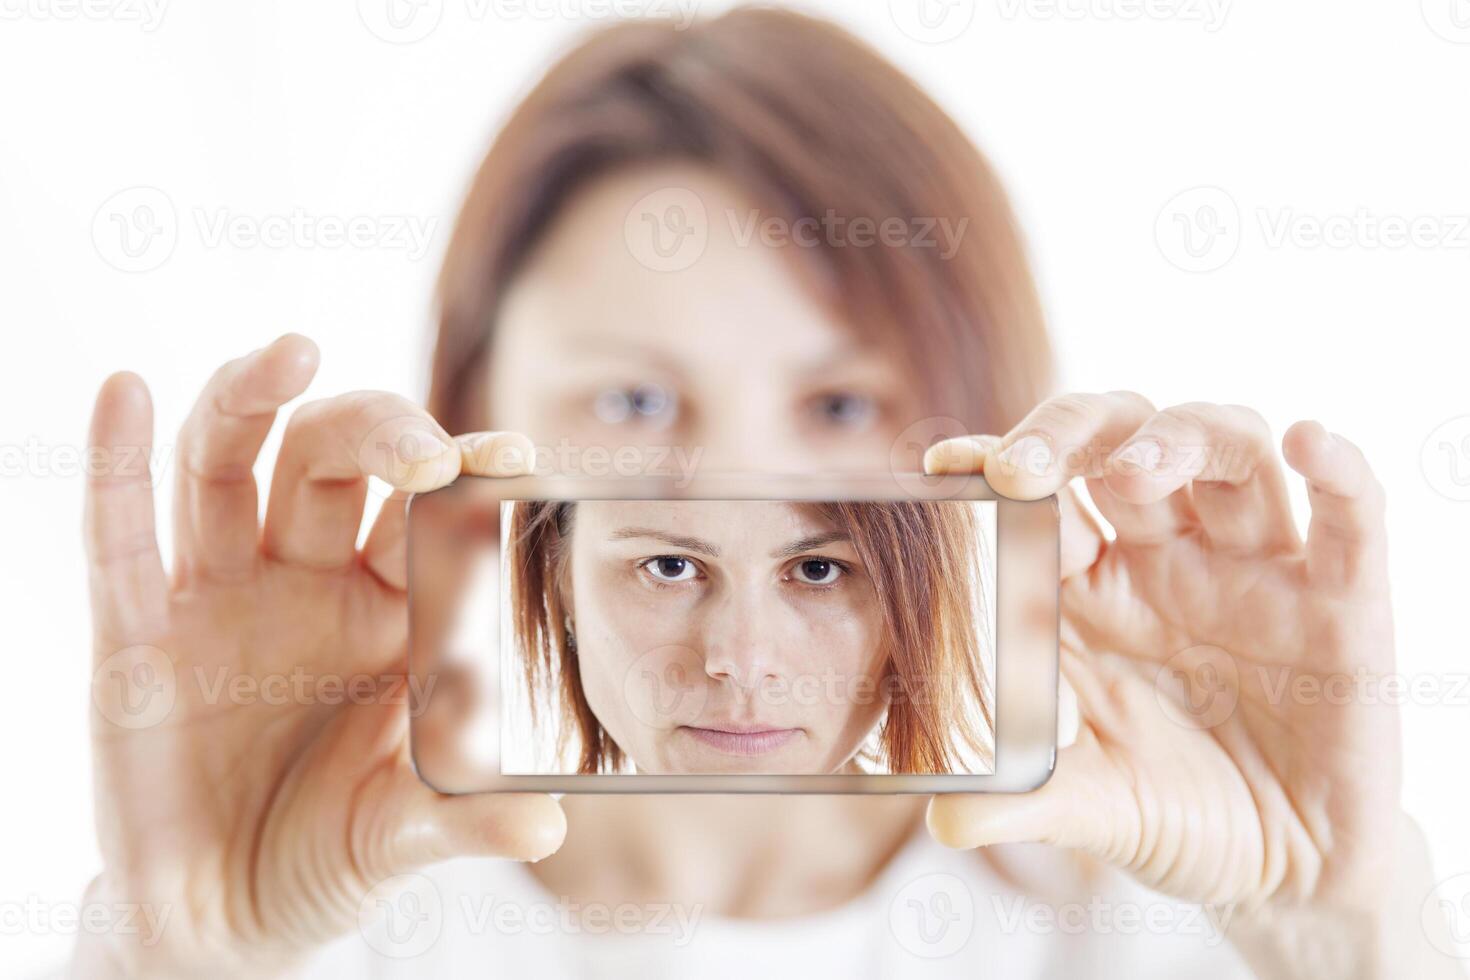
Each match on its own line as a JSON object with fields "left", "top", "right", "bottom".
{"left": 774, "top": 587, "right": 886, "bottom": 723}
{"left": 591, "top": 567, "right": 703, "bottom": 655}
{"left": 574, "top": 565, "right": 706, "bottom": 740}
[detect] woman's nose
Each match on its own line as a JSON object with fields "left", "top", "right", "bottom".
{"left": 698, "top": 585, "right": 786, "bottom": 688}
{"left": 685, "top": 412, "right": 817, "bottom": 475}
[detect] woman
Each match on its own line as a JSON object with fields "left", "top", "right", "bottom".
{"left": 74, "top": 8, "right": 1453, "bottom": 978}
{"left": 503, "top": 498, "right": 994, "bottom": 775}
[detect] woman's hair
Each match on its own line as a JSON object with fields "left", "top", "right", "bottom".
{"left": 428, "top": 7, "right": 1053, "bottom": 437}
{"left": 507, "top": 500, "right": 994, "bottom": 774}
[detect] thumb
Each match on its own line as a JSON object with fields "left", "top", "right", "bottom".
{"left": 378, "top": 782, "right": 567, "bottom": 872}
{"left": 926, "top": 723, "right": 1119, "bottom": 854}
{"left": 924, "top": 757, "right": 1075, "bottom": 851}
{"left": 348, "top": 784, "right": 566, "bottom": 960}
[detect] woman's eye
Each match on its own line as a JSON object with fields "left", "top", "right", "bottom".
{"left": 643, "top": 556, "right": 698, "bottom": 582}
{"left": 791, "top": 558, "right": 843, "bottom": 586}
{"left": 594, "top": 383, "right": 678, "bottom": 428}
{"left": 810, "top": 391, "right": 877, "bottom": 430}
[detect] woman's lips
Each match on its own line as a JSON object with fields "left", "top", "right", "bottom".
{"left": 679, "top": 726, "right": 799, "bottom": 755}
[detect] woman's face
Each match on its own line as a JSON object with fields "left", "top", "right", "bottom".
{"left": 489, "top": 162, "right": 922, "bottom": 476}
{"left": 563, "top": 500, "right": 889, "bottom": 773}
{"left": 491, "top": 161, "right": 920, "bottom": 772}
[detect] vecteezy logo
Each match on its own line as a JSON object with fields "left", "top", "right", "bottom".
{"left": 889, "top": 873, "right": 975, "bottom": 958}
{"left": 1154, "top": 644, "right": 1239, "bottom": 730}
{"left": 359, "top": 873, "right": 444, "bottom": 959}
{"left": 1155, "top": 186, "right": 1240, "bottom": 273}
{"left": 1421, "top": 416, "right": 1470, "bottom": 502}
{"left": 891, "top": 415, "right": 977, "bottom": 499}
{"left": 622, "top": 645, "right": 709, "bottom": 730}
{"left": 1422, "top": 872, "right": 1470, "bottom": 958}
{"left": 92, "top": 186, "right": 178, "bottom": 273}
{"left": 356, "top": 417, "right": 460, "bottom": 500}
{"left": 623, "top": 187, "right": 708, "bottom": 273}
{"left": 357, "top": 0, "right": 443, "bottom": 44}
{"left": 92, "top": 645, "right": 177, "bottom": 730}
{"left": 1422, "top": 0, "right": 1470, "bottom": 43}
{"left": 889, "top": 0, "right": 976, "bottom": 43}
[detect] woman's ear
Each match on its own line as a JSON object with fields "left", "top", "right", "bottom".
{"left": 554, "top": 553, "right": 575, "bottom": 633}
{"left": 557, "top": 582, "right": 577, "bottom": 653}
{"left": 550, "top": 554, "right": 577, "bottom": 652}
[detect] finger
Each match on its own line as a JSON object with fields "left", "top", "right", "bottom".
{"left": 324, "top": 702, "right": 567, "bottom": 874}
{"left": 360, "top": 493, "right": 413, "bottom": 592}
{"left": 458, "top": 430, "right": 537, "bottom": 477}
{"left": 341, "top": 695, "right": 567, "bottom": 867}
{"left": 927, "top": 734, "right": 1110, "bottom": 854}
{"left": 386, "top": 784, "right": 567, "bottom": 867}
{"left": 929, "top": 642, "right": 1098, "bottom": 851}
{"left": 263, "top": 393, "right": 461, "bottom": 570}
{"left": 927, "top": 432, "right": 1107, "bottom": 580}
{"left": 986, "top": 391, "right": 1196, "bottom": 541}
{"left": 1058, "top": 671, "right": 1080, "bottom": 748}
{"left": 922, "top": 434, "right": 1001, "bottom": 475}
{"left": 85, "top": 372, "right": 168, "bottom": 650}
{"left": 1058, "top": 485, "right": 1105, "bottom": 580}
{"left": 1281, "top": 420, "right": 1388, "bottom": 591}
{"left": 361, "top": 432, "right": 536, "bottom": 592}
{"left": 982, "top": 392, "right": 1156, "bottom": 498}
{"left": 928, "top": 635, "right": 1135, "bottom": 854}
{"left": 174, "top": 334, "right": 319, "bottom": 581}
{"left": 1105, "top": 402, "right": 1298, "bottom": 555}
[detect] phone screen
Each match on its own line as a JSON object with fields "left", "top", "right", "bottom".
{"left": 408, "top": 474, "right": 1056, "bottom": 794}
{"left": 496, "top": 498, "right": 997, "bottom": 776}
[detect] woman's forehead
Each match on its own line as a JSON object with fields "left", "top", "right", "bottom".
{"left": 493, "top": 165, "right": 896, "bottom": 379}
{"left": 574, "top": 500, "right": 836, "bottom": 539}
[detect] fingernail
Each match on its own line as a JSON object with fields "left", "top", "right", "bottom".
{"left": 999, "top": 435, "right": 1052, "bottom": 477}
{"left": 1111, "top": 438, "right": 1165, "bottom": 476}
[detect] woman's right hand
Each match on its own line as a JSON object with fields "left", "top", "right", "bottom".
{"left": 76, "top": 334, "right": 565, "bottom": 979}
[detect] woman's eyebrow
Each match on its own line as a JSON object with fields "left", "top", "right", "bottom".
{"left": 771, "top": 531, "right": 849, "bottom": 559}
{"left": 557, "top": 335, "right": 686, "bottom": 378}
{"left": 609, "top": 527, "right": 721, "bottom": 557}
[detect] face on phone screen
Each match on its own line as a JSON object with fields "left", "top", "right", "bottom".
{"left": 499, "top": 498, "right": 996, "bottom": 776}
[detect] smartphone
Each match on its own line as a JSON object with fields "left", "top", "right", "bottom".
{"left": 406, "top": 472, "right": 1058, "bottom": 794}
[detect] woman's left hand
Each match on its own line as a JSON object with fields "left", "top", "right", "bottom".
{"left": 922, "top": 392, "right": 1444, "bottom": 975}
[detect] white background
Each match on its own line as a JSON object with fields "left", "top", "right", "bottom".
{"left": 3, "top": 0, "right": 1470, "bottom": 973}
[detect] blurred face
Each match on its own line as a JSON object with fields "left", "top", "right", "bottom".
{"left": 489, "top": 162, "right": 921, "bottom": 475}
{"left": 563, "top": 500, "right": 889, "bottom": 773}
{"left": 491, "top": 162, "right": 920, "bottom": 773}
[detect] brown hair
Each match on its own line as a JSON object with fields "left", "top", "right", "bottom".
{"left": 428, "top": 7, "right": 1052, "bottom": 438}
{"left": 507, "top": 500, "right": 993, "bottom": 774}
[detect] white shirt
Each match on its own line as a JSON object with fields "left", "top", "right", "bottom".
{"left": 310, "top": 831, "right": 1253, "bottom": 978}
